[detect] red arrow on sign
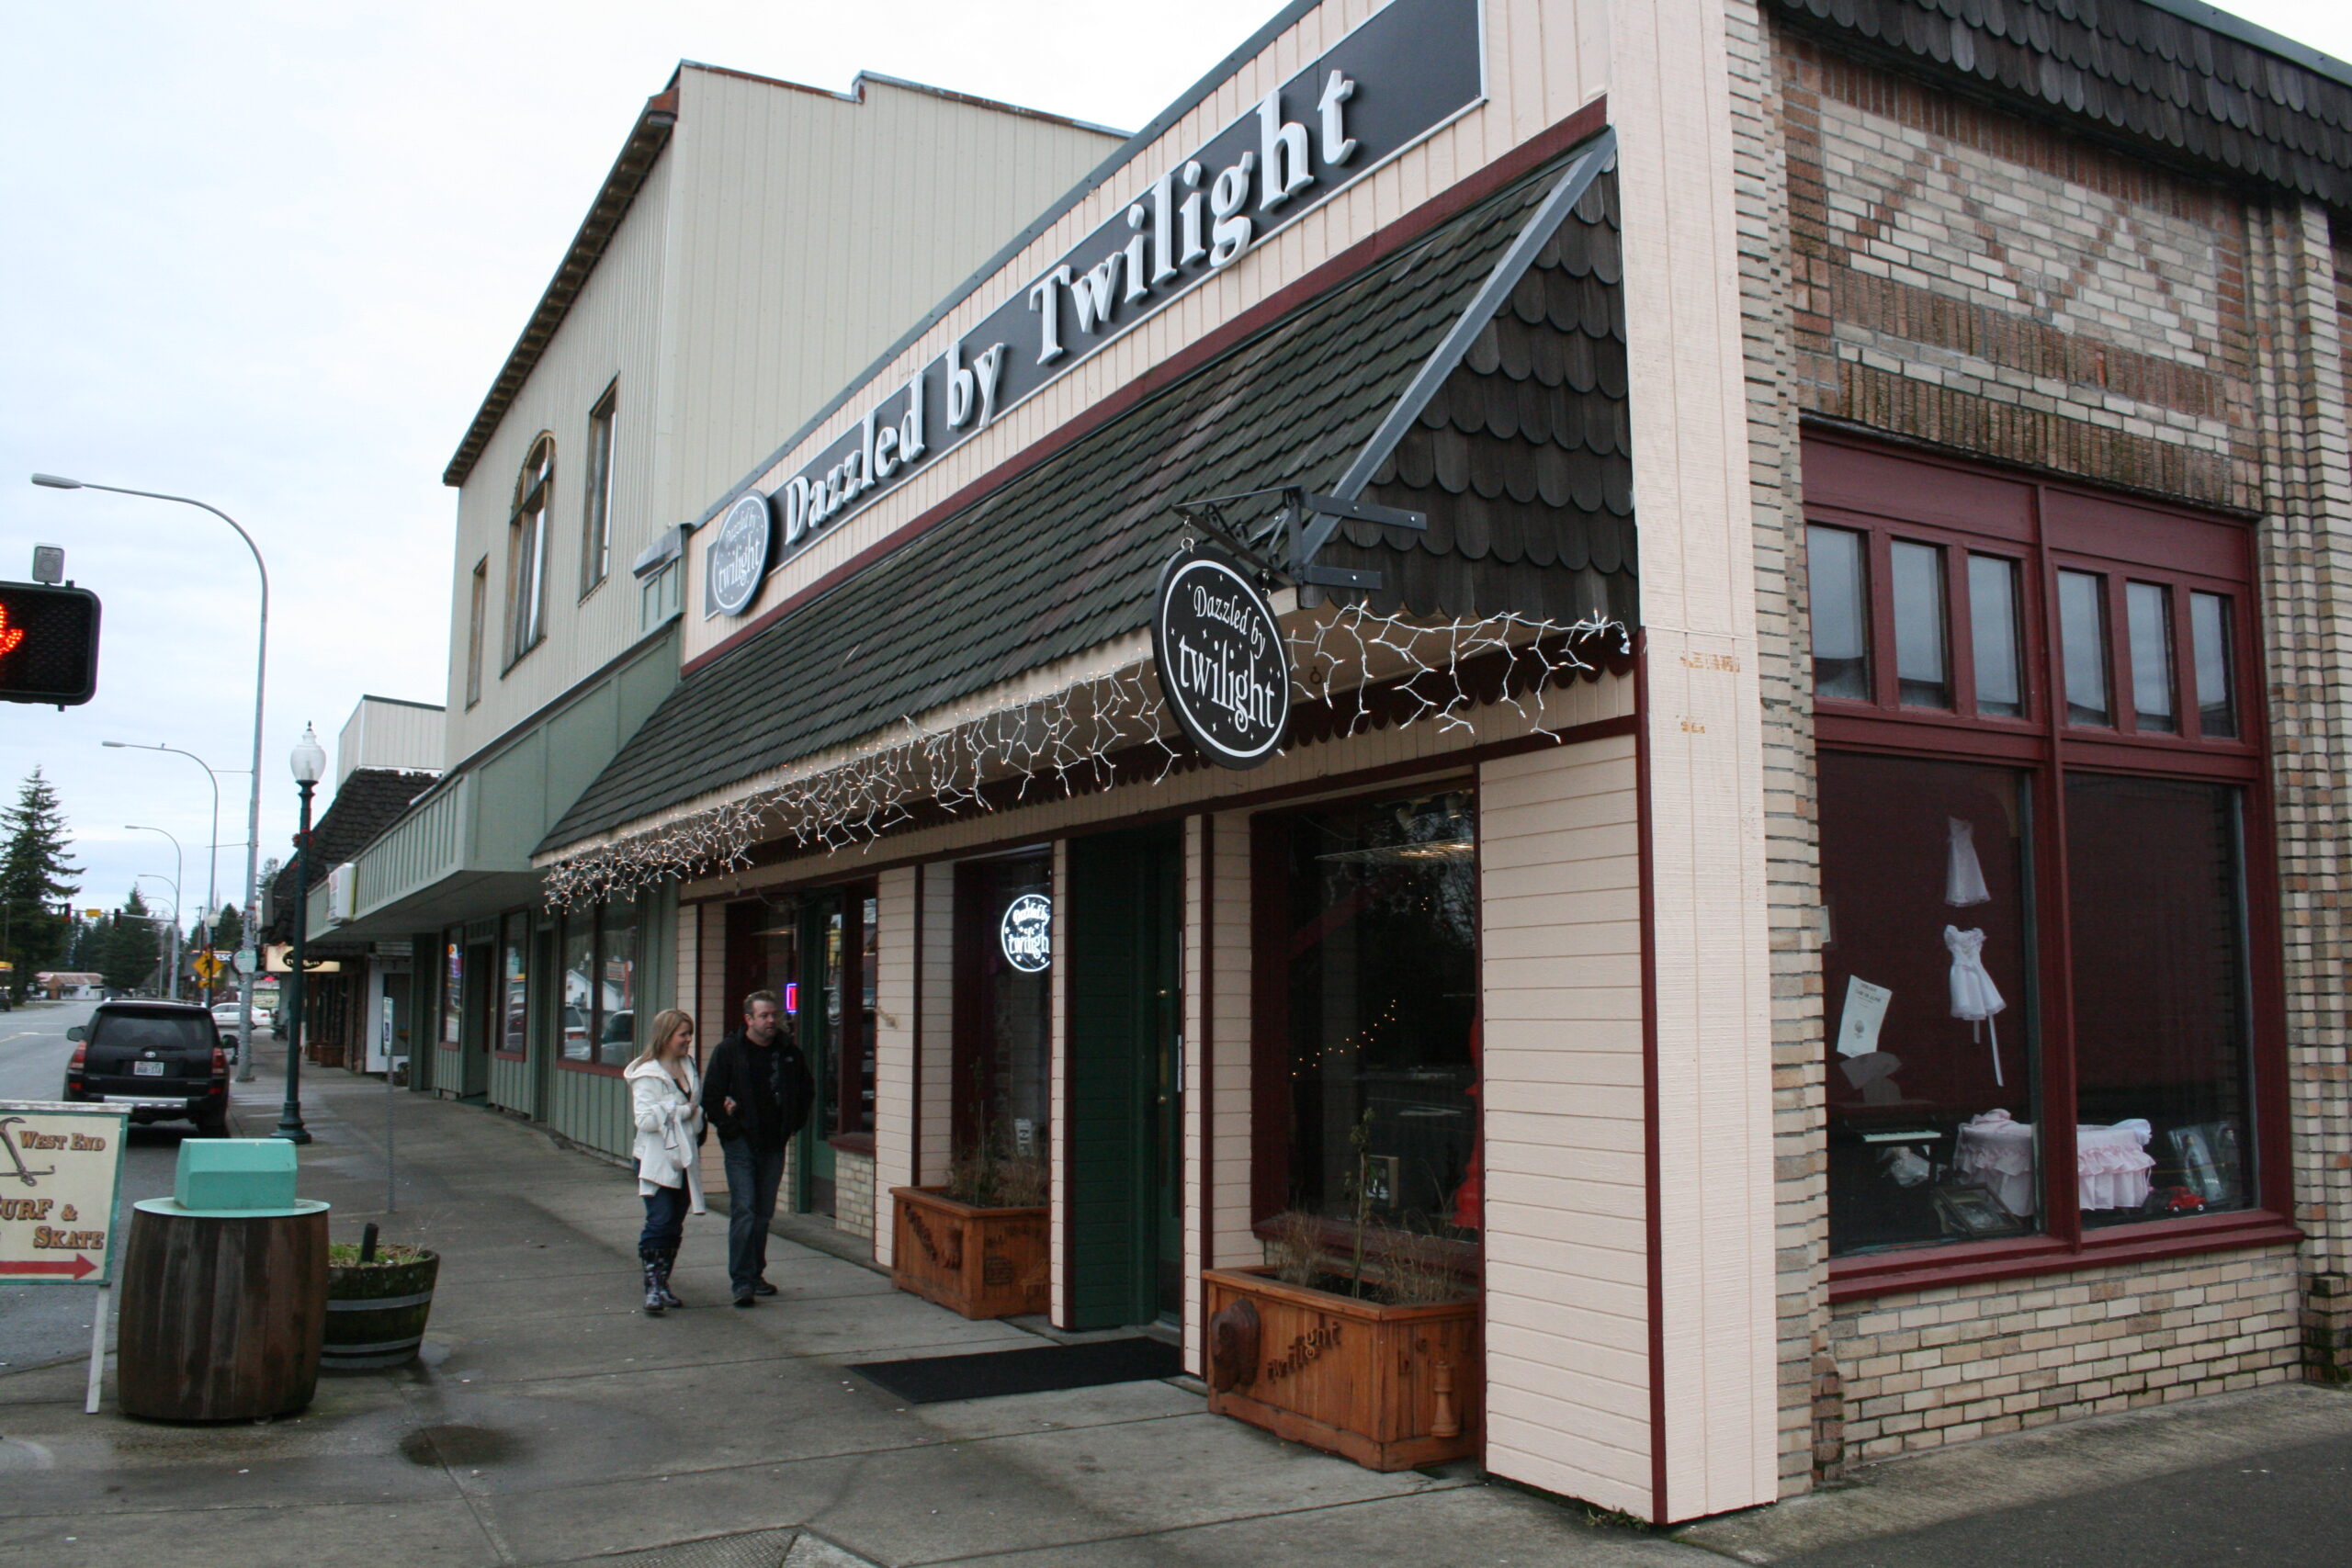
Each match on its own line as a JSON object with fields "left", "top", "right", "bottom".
{"left": 3, "top": 1255, "right": 96, "bottom": 1280}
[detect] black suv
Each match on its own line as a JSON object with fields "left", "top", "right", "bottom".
{"left": 64, "top": 1001, "right": 231, "bottom": 1134}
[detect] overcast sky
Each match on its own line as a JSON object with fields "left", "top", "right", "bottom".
{"left": 5, "top": 0, "right": 2348, "bottom": 940}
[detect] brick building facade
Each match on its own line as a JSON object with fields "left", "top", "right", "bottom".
{"left": 1733, "top": 0, "right": 2352, "bottom": 1485}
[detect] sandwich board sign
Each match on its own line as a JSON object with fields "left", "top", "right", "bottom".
{"left": 1, "top": 1100, "right": 130, "bottom": 1412}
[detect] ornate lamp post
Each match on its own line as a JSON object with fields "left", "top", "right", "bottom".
{"left": 277, "top": 724, "right": 327, "bottom": 1145}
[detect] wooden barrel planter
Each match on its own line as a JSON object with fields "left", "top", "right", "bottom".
{"left": 889, "top": 1186, "right": 1048, "bottom": 1319}
{"left": 118, "top": 1199, "right": 329, "bottom": 1422}
{"left": 323, "top": 1245, "right": 440, "bottom": 1370}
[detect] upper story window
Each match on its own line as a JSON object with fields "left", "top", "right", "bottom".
{"left": 507, "top": 437, "right": 554, "bottom": 667}
{"left": 464, "top": 557, "right": 488, "bottom": 708}
{"left": 582, "top": 383, "right": 616, "bottom": 597}
{"left": 1803, "top": 436, "right": 2276, "bottom": 1274}
{"left": 1804, "top": 510, "right": 2250, "bottom": 750}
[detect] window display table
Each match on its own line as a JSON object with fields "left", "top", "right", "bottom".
{"left": 1957, "top": 1111, "right": 2154, "bottom": 1216}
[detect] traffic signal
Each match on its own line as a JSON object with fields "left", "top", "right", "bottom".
{"left": 0, "top": 581, "right": 101, "bottom": 705}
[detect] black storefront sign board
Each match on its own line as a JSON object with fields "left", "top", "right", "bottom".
{"left": 1152, "top": 547, "right": 1290, "bottom": 770}
{"left": 707, "top": 0, "right": 1485, "bottom": 617}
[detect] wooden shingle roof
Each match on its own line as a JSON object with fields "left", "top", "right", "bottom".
{"left": 538, "top": 152, "right": 1634, "bottom": 856}
{"left": 1771, "top": 0, "right": 2352, "bottom": 209}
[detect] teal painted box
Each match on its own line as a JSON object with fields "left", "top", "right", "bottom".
{"left": 175, "top": 1139, "right": 299, "bottom": 1213}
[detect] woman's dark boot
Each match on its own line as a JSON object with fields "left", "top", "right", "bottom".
{"left": 657, "top": 1249, "right": 684, "bottom": 1309}
{"left": 640, "top": 1251, "right": 667, "bottom": 1315}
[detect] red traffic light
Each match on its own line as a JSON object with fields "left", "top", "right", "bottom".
{"left": 0, "top": 581, "right": 101, "bottom": 706}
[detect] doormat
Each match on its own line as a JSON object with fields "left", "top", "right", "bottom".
{"left": 848, "top": 1337, "right": 1182, "bottom": 1404}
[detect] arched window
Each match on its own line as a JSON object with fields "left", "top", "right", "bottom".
{"left": 507, "top": 437, "right": 554, "bottom": 664}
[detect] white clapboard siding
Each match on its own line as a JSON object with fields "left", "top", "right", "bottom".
{"left": 1478, "top": 736, "right": 1650, "bottom": 1516}
{"left": 872, "top": 865, "right": 920, "bottom": 1268}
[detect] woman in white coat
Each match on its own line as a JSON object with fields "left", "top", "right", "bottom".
{"left": 624, "top": 1008, "right": 705, "bottom": 1315}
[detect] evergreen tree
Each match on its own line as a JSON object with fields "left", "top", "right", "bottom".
{"left": 99, "top": 887, "right": 161, "bottom": 994}
{"left": 0, "top": 769, "right": 80, "bottom": 1004}
{"left": 212, "top": 902, "right": 244, "bottom": 953}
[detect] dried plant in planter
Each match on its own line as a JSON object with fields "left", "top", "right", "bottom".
{"left": 944, "top": 1122, "right": 1047, "bottom": 1209}
{"left": 1259, "top": 1210, "right": 1474, "bottom": 1305}
{"left": 1263, "top": 1210, "right": 1321, "bottom": 1288}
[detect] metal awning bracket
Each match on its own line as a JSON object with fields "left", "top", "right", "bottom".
{"left": 1170, "top": 485, "right": 1428, "bottom": 595}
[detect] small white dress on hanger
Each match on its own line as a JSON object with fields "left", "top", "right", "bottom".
{"left": 1945, "top": 924, "right": 2007, "bottom": 1086}
{"left": 1946, "top": 818, "right": 1990, "bottom": 907}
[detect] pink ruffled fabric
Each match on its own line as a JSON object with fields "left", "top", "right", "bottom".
{"left": 1955, "top": 1113, "right": 2154, "bottom": 1213}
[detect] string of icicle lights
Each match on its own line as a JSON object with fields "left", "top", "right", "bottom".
{"left": 544, "top": 606, "right": 1628, "bottom": 908}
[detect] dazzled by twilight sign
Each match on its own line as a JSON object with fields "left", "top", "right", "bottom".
{"left": 705, "top": 0, "right": 1484, "bottom": 616}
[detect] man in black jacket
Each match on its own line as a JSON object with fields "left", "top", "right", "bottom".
{"left": 700, "top": 990, "right": 814, "bottom": 1305}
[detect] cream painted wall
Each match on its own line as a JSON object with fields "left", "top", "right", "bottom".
{"left": 1478, "top": 735, "right": 1649, "bottom": 1514}
{"left": 872, "top": 863, "right": 920, "bottom": 1268}
{"left": 447, "top": 150, "right": 673, "bottom": 761}
{"left": 1609, "top": 0, "right": 1779, "bottom": 1524}
{"left": 445, "top": 68, "right": 1122, "bottom": 768}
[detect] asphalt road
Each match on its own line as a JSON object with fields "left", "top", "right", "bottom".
{"left": 0, "top": 998, "right": 219, "bottom": 1370}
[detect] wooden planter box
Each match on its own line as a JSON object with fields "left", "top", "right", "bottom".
{"left": 888, "top": 1186, "right": 1048, "bottom": 1319}
{"left": 1202, "top": 1266, "right": 1480, "bottom": 1472}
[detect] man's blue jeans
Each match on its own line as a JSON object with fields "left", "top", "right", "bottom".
{"left": 720, "top": 1138, "right": 786, "bottom": 1293}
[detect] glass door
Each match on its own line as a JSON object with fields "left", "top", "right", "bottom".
{"left": 802, "top": 889, "right": 842, "bottom": 1217}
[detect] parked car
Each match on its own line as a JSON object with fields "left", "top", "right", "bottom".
{"left": 63, "top": 1000, "right": 232, "bottom": 1134}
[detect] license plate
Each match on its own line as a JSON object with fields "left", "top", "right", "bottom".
{"left": 133, "top": 1061, "right": 165, "bottom": 1077}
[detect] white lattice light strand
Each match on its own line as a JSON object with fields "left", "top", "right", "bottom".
{"left": 544, "top": 606, "right": 1625, "bottom": 908}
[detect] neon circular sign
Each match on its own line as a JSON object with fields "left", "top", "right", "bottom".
{"left": 1000, "top": 893, "right": 1052, "bottom": 973}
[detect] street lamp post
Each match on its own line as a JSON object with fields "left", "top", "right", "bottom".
{"left": 32, "top": 474, "right": 269, "bottom": 1080}
{"left": 107, "top": 744, "right": 229, "bottom": 1006}
{"left": 132, "top": 874, "right": 182, "bottom": 1000}
{"left": 277, "top": 724, "right": 326, "bottom": 1145}
{"left": 128, "top": 823, "right": 183, "bottom": 998}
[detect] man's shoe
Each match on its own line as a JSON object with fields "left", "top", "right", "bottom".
{"left": 733, "top": 1289, "right": 756, "bottom": 1307}
{"left": 751, "top": 1279, "right": 777, "bottom": 1296}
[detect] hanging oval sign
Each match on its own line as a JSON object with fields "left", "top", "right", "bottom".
{"left": 1000, "top": 893, "right": 1053, "bottom": 972}
{"left": 1152, "top": 547, "right": 1290, "bottom": 769}
{"left": 707, "top": 491, "right": 775, "bottom": 617}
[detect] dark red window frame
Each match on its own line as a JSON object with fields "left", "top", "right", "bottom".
{"left": 1806, "top": 433, "right": 2297, "bottom": 1301}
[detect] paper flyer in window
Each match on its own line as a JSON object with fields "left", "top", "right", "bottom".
{"left": 1836, "top": 976, "right": 1893, "bottom": 1059}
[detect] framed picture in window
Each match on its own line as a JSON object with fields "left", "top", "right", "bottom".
{"left": 1932, "top": 1181, "right": 2029, "bottom": 1239}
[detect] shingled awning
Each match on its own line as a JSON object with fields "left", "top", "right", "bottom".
{"left": 538, "top": 141, "right": 1633, "bottom": 861}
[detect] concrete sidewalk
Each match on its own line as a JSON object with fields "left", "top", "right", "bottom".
{"left": 0, "top": 1056, "right": 1693, "bottom": 1568}
{"left": 4, "top": 1055, "right": 2345, "bottom": 1566}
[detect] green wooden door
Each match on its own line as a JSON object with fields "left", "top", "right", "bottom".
{"left": 796, "top": 891, "right": 841, "bottom": 1216}
{"left": 1064, "top": 825, "right": 1182, "bottom": 1329}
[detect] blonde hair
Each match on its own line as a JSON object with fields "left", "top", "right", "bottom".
{"left": 629, "top": 1008, "right": 696, "bottom": 1070}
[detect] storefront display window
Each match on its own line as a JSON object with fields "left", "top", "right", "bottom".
{"left": 498, "top": 912, "right": 528, "bottom": 1057}
{"left": 1808, "top": 440, "right": 2275, "bottom": 1266}
{"left": 1820, "top": 754, "right": 2040, "bottom": 1253}
{"left": 560, "top": 897, "right": 639, "bottom": 1068}
{"left": 2064, "top": 776, "right": 2253, "bottom": 1224}
{"left": 956, "top": 853, "right": 1052, "bottom": 1168}
{"left": 440, "top": 934, "right": 462, "bottom": 1049}
{"left": 1278, "top": 792, "right": 1478, "bottom": 1237}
